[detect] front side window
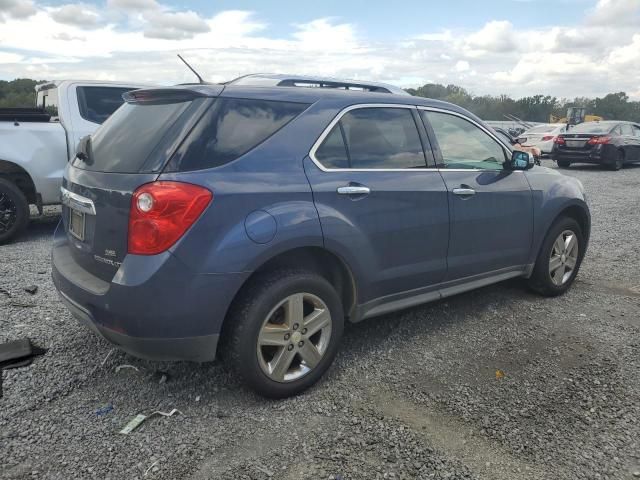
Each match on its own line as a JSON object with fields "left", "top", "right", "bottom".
{"left": 633, "top": 125, "right": 640, "bottom": 138}
{"left": 314, "top": 107, "right": 426, "bottom": 169}
{"left": 77, "top": 86, "right": 134, "bottom": 124}
{"left": 422, "top": 111, "right": 507, "bottom": 170}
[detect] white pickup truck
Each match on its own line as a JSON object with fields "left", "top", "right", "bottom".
{"left": 0, "top": 80, "right": 152, "bottom": 244}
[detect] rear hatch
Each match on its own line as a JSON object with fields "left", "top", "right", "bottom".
{"left": 61, "top": 87, "right": 218, "bottom": 282}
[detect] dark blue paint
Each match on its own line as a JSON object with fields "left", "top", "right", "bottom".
{"left": 52, "top": 84, "right": 590, "bottom": 362}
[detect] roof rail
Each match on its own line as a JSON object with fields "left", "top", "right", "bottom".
{"left": 226, "top": 73, "right": 410, "bottom": 96}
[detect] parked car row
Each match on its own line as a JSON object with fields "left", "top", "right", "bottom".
{"left": 50, "top": 74, "right": 591, "bottom": 397}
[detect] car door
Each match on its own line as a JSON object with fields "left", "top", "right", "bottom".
{"left": 631, "top": 125, "right": 640, "bottom": 161}
{"left": 304, "top": 105, "right": 450, "bottom": 306}
{"left": 419, "top": 108, "right": 533, "bottom": 282}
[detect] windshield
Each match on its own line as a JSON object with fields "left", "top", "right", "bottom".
{"left": 568, "top": 122, "right": 615, "bottom": 134}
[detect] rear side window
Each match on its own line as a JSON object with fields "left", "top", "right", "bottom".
{"left": 77, "top": 86, "right": 134, "bottom": 124}
{"left": 620, "top": 124, "right": 634, "bottom": 136}
{"left": 73, "top": 100, "right": 193, "bottom": 173}
{"left": 313, "top": 107, "right": 426, "bottom": 169}
{"left": 168, "top": 98, "right": 309, "bottom": 171}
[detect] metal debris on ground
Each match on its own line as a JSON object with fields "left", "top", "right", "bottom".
{"left": 115, "top": 364, "right": 140, "bottom": 374}
{"left": 119, "top": 408, "right": 183, "bottom": 435}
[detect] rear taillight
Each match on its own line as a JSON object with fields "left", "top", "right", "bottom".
{"left": 554, "top": 136, "right": 565, "bottom": 145}
{"left": 542, "top": 135, "right": 554, "bottom": 141}
{"left": 587, "top": 135, "right": 611, "bottom": 145}
{"left": 128, "top": 181, "right": 212, "bottom": 255}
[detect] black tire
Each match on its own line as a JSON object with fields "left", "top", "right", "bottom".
{"left": 0, "top": 178, "right": 29, "bottom": 245}
{"left": 222, "top": 270, "right": 344, "bottom": 398}
{"left": 608, "top": 150, "right": 624, "bottom": 171}
{"left": 528, "top": 216, "right": 584, "bottom": 297}
{"left": 557, "top": 160, "right": 571, "bottom": 168}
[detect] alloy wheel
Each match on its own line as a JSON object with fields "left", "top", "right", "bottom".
{"left": 256, "top": 293, "right": 332, "bottom": 383}
{"left": 549, "top": 229, "right": 579, "bottom": 286}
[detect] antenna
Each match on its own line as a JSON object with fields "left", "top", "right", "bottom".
{"left": 177, "top": 54, "right": 205, "bottom": 84}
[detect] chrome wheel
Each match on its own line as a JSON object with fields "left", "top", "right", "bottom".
{"left": 549, "top": 229, "right": 579, "bottom": 286}
{"left": 256, "top": 293, "right": 332, "bottom": 383}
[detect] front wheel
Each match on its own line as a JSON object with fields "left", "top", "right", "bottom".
{"left": 0, "top": 178, "right": 29, "bottom": 245}
{"left": 557, "top": 160, "right": 571, "bottom": 168}
{"left": 223, "top": 270, "right": 344, "bottom": 398}
{"left": 528, "top": 217, "right": 584, "bottom": 297}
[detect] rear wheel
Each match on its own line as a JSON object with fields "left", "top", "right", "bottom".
{"left": 223, "top": 270, "right": 344, "bottom": 398}
{"left": 0, "top": 178, "right": 29, "bottom": 245}
{"left": 608, "top": 150, "right": 624, "bottom": 171}
{"left": 528, "top": 217, "right": 584, "bottom": 297}
{"left": 557, "top": 160, "right": 571, "bottom": 168}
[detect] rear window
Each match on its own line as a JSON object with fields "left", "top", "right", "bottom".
{"left": 77, "top": 86, "right": 135, "bottom": 124}
{"left": 73, "top": 100, "right": 192, "bottom": 173}
{"left": 568, "top": 122, "right": 614, "bottom": 134}
{"left": 167, "top": 98, "right": 309, "bottom": 171}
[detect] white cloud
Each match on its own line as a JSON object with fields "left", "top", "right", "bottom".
{"left": 144, "top": 10, "right": 209, "bottom": 40}
{"left": 0, "top": 0, "right": 36, "bottom": 20}
{"left": 49, "top": 3, "right": 101, "bottom": 29}
{"left": 0, "top": 1, "right": 639, "bottom": 100}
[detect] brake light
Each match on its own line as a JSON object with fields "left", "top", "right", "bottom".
{"left": 542, "top": 135, "right": 554, "bottom": 141}
{"left": 554, "top": 136, "right": 565, "bottom": 145}
{"left": 587, "top": 136, "right": 611, "bottom": 145}
{"left": 128, "top": 181, "right": 212, "bottom": 255}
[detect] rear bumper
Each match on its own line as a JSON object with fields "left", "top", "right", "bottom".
{"left": 552, "top": 145, "right": 614, "bottom": 165}
{"left": 51, "top": 221, "right": 249, "bottom": 362}
{"left": 58, "top": 289, "right": 220, "bottom": 361}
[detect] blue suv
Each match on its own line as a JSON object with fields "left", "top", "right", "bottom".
{"left": 52, "top": 75, "right": 590, "bottom": 398}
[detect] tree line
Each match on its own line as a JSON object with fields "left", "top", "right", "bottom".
{"left": 2, "top": 78, "right": 639, "bottom": 122}
{"left": 406, "top": 83, "right": 640, "bottom": 122}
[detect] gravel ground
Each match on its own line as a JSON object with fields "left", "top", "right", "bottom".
{"left": 1, "top": 163, "right": 639, "bottom": 480}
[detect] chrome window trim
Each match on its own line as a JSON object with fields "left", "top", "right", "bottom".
{"left": 308, "top": 103, "right": 518, "bottom": 173}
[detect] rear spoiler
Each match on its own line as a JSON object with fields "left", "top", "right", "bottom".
{"left": 123, "top": 86, "right": 222, "bottom": 104}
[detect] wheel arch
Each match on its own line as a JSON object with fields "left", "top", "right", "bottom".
{"left": 220, "top": 246, "right": 358, "bottom": 338}
{"left": 0, "top": 159, "right": 37, "bottom": 205}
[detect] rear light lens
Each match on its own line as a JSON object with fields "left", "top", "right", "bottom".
{"left": 554, "top": 136, "right": 565, "bottom": 145}
{"left": 128, "top": 181, "right": 212, "bottom": 255}
{"left": 542, "top": 135, "right": 554, "bottom": 141}
{"left": 587, "top": 135, "right": 611, "bottom": 145}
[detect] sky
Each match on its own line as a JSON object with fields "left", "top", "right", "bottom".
{"left": 0, "top": 0, "right": 639, "bottom": 99}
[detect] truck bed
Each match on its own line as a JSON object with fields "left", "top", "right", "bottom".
{"left": 0, "top": 108, "right": 52, "bottom": 123}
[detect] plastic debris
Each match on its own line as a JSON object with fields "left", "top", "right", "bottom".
{"left": 119, "top": 408, "right": 182, "bottom": 435}
{"left": 495, "top": 369, "right": 506, "bottom": 379}
{"left": 0, "top": 338, "right": 47, "bottom": 370}
{"left": 115, "top": 364, "right": 140, "bottom": 374}
{"left": 195, "top": 395, "right": 200, "bottom": 402}
{"left": 23, "top": 285, "right": 38, "bottom": 295}
{"left": 95, "top": 404, "right": 114, "bottom": 416}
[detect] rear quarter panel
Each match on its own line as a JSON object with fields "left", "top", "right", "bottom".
{"left": 0, "top": 121, "right": 67, "bottom": 204}
{"left": 525, "top": 166, "right": 590, "bottom": 267}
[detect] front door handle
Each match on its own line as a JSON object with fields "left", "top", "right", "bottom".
{"left": 337, "top": 185, "right": 371, "bottom": 195}
{"left": 452, "top": 188, "right": 476, "bottom": 197}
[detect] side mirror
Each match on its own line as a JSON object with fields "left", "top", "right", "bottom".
{"left": 508, "top": 150, "right": 535, "bottom": 170}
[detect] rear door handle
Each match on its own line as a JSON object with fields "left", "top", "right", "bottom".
{"left": 452, "top": 188, "right": 476, "bottom": 197}
{"left": 337, "top": 185, "right": 370, "bottom": 195}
